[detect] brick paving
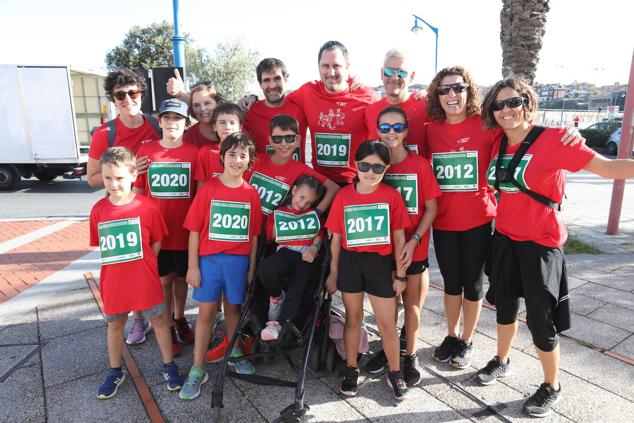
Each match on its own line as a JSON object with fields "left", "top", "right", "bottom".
{"left": 0, "top": 220, "right": 55, "bottom": 244}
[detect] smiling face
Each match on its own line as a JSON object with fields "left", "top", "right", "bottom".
{"left": 493, "top": 87, "right": 528, "bottom": 131}
{"left": 260, "top": 68, "right": 287, "bottom": 105}
{"left": 222, "top": 145, "right": 250, "bottom": 178}
{"left": 290, "top": 184, "right": 318, "bottom": 212}
{"left": 213, "top": 113, "right": 242, "bottom": 142}
{"left": 319, "top": 48, "right": 349, "bottom": 94}
{"left": 377, "top": 112, "right": 408, "bottom": 150}
{"left": 356, "top": 153, "right": 388, "bottom": 188}
{"left": 102, "top": 163, "right": 136, "bottom": 201}
{"left": 438, "top": 75, "right": 468, "bottom": 122}
{"left": 159, "top": 112, "right": 187, "bottom": 141}
{"left": 191, "top": 90, "right": 217, "bottom": 124}
{"left": 112, "top": 83, "right": 143, "bottom": 119}
{"left": 269, "top": 127, "right": 299, "bottom": 160}
{"left": 381, "top": 56, "right": 414, "bottom": 100}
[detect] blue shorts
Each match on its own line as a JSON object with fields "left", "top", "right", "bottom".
{"left": 193, "top": 253, "right": 249, "bottom": 304}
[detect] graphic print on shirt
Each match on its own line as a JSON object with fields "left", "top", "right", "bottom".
{"left": 147, "top": 162, "right": 192, "bottom": 198}
{"left": 383, "top": 174, "right": 419, "bottom": 214}
{"left": 208, "top": 200, "right": 251, "bottom": 242}
{"left": 315, "top": 107, "right": 350, "bottom": 167}
{"left": 249, "top": 172, "right": 291, "bottom": 214}
{"left": 98, "top": 217, "right": 144, "bottom": 265}
{"left": 432, "top": 151, "right": 479, "bottom": 192}
{"left": 486, "top": 154, "right": 534, "bottom": 192}
{"left": 344, "top": 203, "right": 390, "bottom": 247}
{"left": 274, "top": 210, "right": 320, "bottom": 242}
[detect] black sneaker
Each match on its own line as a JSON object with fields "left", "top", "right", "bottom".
{"left": 475, "top": 356, "right": 510, "bottom": 385}
{"left": 387, "top": 370, "right": 409, "bottom": 400}
{"left": 522, "top": 383, "right": 562, "bottom": 418}
{"left": 402, "top": 354, "right": 422, "bottom": 386}
{"left": 340, "top": 366, "right": 359, "bottom": 396}
{"left": 365, "top": 350, "right": 388, "bottom": 374}
{"left": 449, "top": 340, "right": 473, "bottom": 369}
{"left": 399, "top": 326, "right": 407, "bottom": 355}
{"left": 432, "top": 335, "right": 459, "bottom": 363}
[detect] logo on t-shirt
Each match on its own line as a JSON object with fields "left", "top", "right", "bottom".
{"left": 318, "top": 108, "right": 345, "bottom": 130}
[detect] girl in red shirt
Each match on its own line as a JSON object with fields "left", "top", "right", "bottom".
{"left": 325, "top": 140, "right": 410, "bottom": 400}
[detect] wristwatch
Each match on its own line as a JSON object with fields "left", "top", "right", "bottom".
{"left": 410, "top": 233, "right": 421, "bottom": 244}
{"left": 395, "top": 275, "right": 407, "bottom": 282}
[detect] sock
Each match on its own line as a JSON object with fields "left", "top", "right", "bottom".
{"left": 111, "top": 366, "right": 122, "bottom": 372}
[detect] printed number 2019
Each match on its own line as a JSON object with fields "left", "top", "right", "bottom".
{"left": 100, "top": 232, "right": 138, "bottom": 251}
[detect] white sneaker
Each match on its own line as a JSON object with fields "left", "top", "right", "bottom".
{"left": 261, "top": 321, "right": 282, "bottom": 341}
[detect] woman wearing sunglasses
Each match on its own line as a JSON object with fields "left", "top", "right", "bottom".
{"left": 325, "top": 140, "right": 411, "bottom": 400}
{"left": 478, "top": 77, "right": 634, "bottom": 418}
{"left": 425, "top": 67, "right": 582, "bottom": 370}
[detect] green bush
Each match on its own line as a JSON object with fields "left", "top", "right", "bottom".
{"left": 579, "top": 128, "right": 610, "bottom": 148}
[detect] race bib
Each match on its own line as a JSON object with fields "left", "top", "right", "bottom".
{"left": 432, "top": 151, "right": 478, "bottom": 192}
{"left": 315, "top": 133, "right": 351, "bottom": 167}
{"left": 265, "top": 145, "right": 301, "bottom": 162}
{"left": 147, "top": 162, "right": 191, "bottom": 198}
{"left": 344, "top": 203, "right": 390, "bottom": 247}
{"left": 249, "top": 172, "right": 290, "bottom": 214}
{"left": 486, "top": 154, "right": 533, "bottom": 193}
{"left": 383, "top": 174, "right": 418, "bottom": 214}
{"left": 209, "top": 200, "right": 251, "bottom": 242}
{"left": 274, "top": 210, "right": 320, "bottom": 242}
{"left": 98, "top": 217, "right": 143, "bottom": 265}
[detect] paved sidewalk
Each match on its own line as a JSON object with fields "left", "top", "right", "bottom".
{"left": 0, "top": 171, "right": 632, "bottom": 422}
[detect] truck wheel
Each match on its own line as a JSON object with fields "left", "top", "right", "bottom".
{"left": 0, "top": 165, "right": 19, "bottom": 190}
{"left": 34, "top": 170, "right": 59, "bottom": 182}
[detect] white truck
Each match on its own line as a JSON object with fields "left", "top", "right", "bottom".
{"left": 0, "top": 65, "right": 113, "bottom": 189}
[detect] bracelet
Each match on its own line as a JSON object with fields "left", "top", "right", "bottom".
{"left": 410, "top": 233, "right": 421, "bottom": 244}
{"left": 311, "top": 242, "right": 321, "bottom": 250}
{"left": 395, "top": 275, "right": 407, "bottom": 282}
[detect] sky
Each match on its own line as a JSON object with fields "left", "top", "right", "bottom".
{"left": 1, "top": 0, "right": 632, "bottom": 91}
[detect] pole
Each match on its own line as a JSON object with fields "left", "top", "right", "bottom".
{"left": 434, "top": 30, "right": 438, "bottom": 73}
{"left": 412, "top": 14, "right": 439, "bottom": 75}
{"left": 172, "top": 0, "right": 185, "bottom": 68}
{"left": 607, "top": 50, "right": 634, "bottom": 235}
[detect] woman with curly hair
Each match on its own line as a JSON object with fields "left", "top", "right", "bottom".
{"left": 182, "top": 82, "right": 225, "bottom": 148}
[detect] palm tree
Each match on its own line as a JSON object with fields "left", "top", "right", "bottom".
{"left": 500, "top": 0, "right": 551, "bottom": 84}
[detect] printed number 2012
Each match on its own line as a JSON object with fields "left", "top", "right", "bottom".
{"left": 435, "top": 164, "right": 474, "bottom": 180}
{"left": 279, "top": 218, "right": 317, "bottom": 231}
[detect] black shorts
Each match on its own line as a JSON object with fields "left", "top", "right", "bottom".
{"left": 337, "top": 249, "right": 394, "bottom": 298}
{"left": 391, "top": 259, "right": 429, "bottom": 276}
{"left": 432, "top": 221, "right": 492, "bottom": 301}
{"left": 158, "top": 250, "right": 188, "bottom": 277}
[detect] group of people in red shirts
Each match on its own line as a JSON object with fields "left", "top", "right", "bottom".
{"left": 88, "top": 40, "right": 634, "bottom": 418}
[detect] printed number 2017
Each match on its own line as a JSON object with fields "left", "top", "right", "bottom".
{"left": 346, "top": 216, "right": 384, "bottom": 234}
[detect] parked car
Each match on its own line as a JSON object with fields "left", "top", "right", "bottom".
{"left": 605, "top": 127, "right": 633, "bottom": 157}
{"left": 579, "top": 119, "right": 622, "bottom": 149}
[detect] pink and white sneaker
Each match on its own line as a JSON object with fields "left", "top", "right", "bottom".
{"left": 261, "top": 321, "right": 282, "bottom": 341}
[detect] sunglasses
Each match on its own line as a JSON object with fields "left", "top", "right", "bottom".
{"left": 437, "top": 83, "right": 469, "bottom": 95}
{"left": 492, "top": 96, "right": 525, "bottom": 112}
{"left": 113, "top": 90, "right": 143, "bottom": 101}
{"left": 383, "top": 67, "right": 408, "bottom": 79}
{"left": 357, "top": 161, "right": 387, "bottom": 174}
{"left": 378, "top": 123, "right": 407, "bottom": 134}
{"left": 271, "top": 134, "right": 297, "bottom": 144}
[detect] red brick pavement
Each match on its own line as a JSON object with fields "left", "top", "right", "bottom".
{"left": 0, "top": 220, "right": 91, "bottom": 304}
{"left": 0, "top": 220, "right": 55, "bottom": 244}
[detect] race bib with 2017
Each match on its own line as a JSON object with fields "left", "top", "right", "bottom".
{"left": 208, "top": 200, "right": 251, "bottom": 242}
{"left": 486, "top": 154, "right": 533, "bottom": 192}
{"left": 343, "top": 203, "right": 390, "bottom": 247}
{"left": 147, "top": 162, "right": 191, "bottom": 198}
{"left": 432, "top": 151, "right": 478, "bottom": 192}
{"left": 383, "top": 174, "right": 418, "bottom": 214}
{"left": 315, "top": 133, "right": 351, "bottom": 167}
{"left": 98, "top": 217, "right": 143, "bottom": 265}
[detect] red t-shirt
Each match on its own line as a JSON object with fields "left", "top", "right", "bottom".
{"left": 326, "top": 183, "right": 410, "bottom": 256}
{"left": 89, "top": 116, "right": 160, "bottom": 159}
{"left": 183, "top": 123, "right": 217, "bottom": 148}
{"left": 265, "top": 206, "right": 325, "bottom": 247}
{"left": 487, "top": 127, "right": 596, "bottom": 247}
{"left": 385, "top": 153, "right": 441, "bottom": 261}
{"left": 243, "top": 100, "right": 308, "bottom": 161}
{"left": 244, "top": 155, "right": 328, "bottom": 215}
{"left": 288, "top": 81, "right": 379, "bottom": 184}
{"left": 183, "top": 177, "right": 262, "bottom": 256}
{"left": 133, "top": 140, "right": 199, "bottom": 250}
{"left": 89, "top": 194, "right": 167, "bottom": 314}
{"left": 365, "top": 96, "right": 430, "bottom": 156}
{"left": 194, "top": 144, "right": 223, "bottom": 182}
{"left": 425, "top": 115, "right": 499, "bottom": 231}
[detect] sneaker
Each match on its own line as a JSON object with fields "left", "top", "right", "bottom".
{"left": 522, "top": 383, "right": 562, "bottom": 418}
{"left": 475, "top": 356, "right": 510, "bottom": 386}
{"left": 205, "top": 332, "right": 228, "bottom": 363}
{"left": 97, "top": 368, "right": 125, "bottom": 399}
{"left": 126, "top": 317, "right": 151, "bottom": 345}
{"left": 432, "top": 335, "right": 459, "bottom": 363}
{"left": 163, "top": 362, "right": 184, "bottom": 391}
{"left": 402, "top": 354, "right": 422, "bottom": 386}
{"left": 339, "top": 366, "right": 359, "bottom": 396}
{"left": 399, "top": 326, "right": 407, "bottom": 355}
{"left": 179, "top": 366, "right": 209, "bottom": 400}
{"left": 387, "top": 370, "right": 409, "bottom": 400}
{"left": 261, "top": 321, "right": 282, "bottom": 341}
{"left": 450, "top": 340, "right": 473, "bottom": 369}
{"left": 228, "top": 359, "right": 256, "bottom": 375}
{"left": 170, "top": 326, "right": 182, "bottom": 358}
{"left": 364, "top": 350, "right": 388, "bottom": 374}
{"left": 267, "top": 291, "right": 285, "bottom": 321}
{"left": 174, "top": 316, "right": 195, "bottom": 343}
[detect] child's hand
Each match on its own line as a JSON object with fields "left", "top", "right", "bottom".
{"left": 302, "top": 246, "right": 318, "bottom": 263}
{"left": 136, "top": 156, "right": 150, "bottom": 175}
{"left": 325, "top": 273, "right": 338, "bottom": 294}
{"left": 186, "top": 267, "right": 201, "bottom": 288}
{"left": 392, "top": 279, "right": 406, "bottom": 297}
{"left": 399, "top": 239, "right": 416, "bottom": 269}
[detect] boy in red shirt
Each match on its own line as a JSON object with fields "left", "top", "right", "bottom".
{"left": 90, "top": 147, "right": 183, "bottom": 399}
{"left": 180, "top": 133, "right": 262, "bottom": 400}
{"left": 133, "top": 99, "right": 199, "bottom": 357}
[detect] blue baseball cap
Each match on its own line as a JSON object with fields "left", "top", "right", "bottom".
{"left": 158, "top": 98, "right": 189, "bottom": 118}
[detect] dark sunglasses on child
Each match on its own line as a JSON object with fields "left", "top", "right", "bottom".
{"left": 356, "top": 161, "right": 387, "bottom": 174}
{"left": 113, "top": 90, "right": 143, "bottom": 101}
{"left": 271, "top": 134, "right": 297, "bottom": 144}
{"left": 492, "top": 96, "right": 525, "bottom": 111}
{"left": 437, "top": 83, "right": 468, "bottom": 95}
{"left": 378, "top": 123, "right": 407, "bottom": 134}
{"left": 383, "top": 67, "right": 409, "bottom": 79}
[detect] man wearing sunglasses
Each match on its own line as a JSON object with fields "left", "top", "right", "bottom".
{"left": 365, "top": 49, "right": 430, "bottom": 155}
{"left": 88, "top": 69, "right": 159, "bottom": 188}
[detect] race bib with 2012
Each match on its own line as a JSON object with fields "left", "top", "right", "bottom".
{"left": 208, "top": 200, "right": 251, "bottom": 242}
{"left": 486, "top": 154, "right": 533, "bottom": 192}
{"left": 98, "top": 217, "right": 143, "bottom": 265}
{"left": 343, "top": 203, "right": 390, "bottom": 247}
{"left": 383, "top": 173, "right": 419, "bottom": 214}
{"left": 274, "top": 210, "right": 320, "bottom": 242}
{"left": 249, "top": 172, "right": 290, "bottom": 214}
{"left": 432, "top": 151, "right": 478, "bottom": 192}
{"left": 147, "top": 162, "right": 191, "bottom": 198}
{"left": 315, "top": 133, "right": 350, "bottom": 167}
{"left": 265, "top": 145, "right": 301, "bottom": 162}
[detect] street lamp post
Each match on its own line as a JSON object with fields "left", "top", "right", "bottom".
{"left": 411, "top": 14, "right": 439, "bottom": 74}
